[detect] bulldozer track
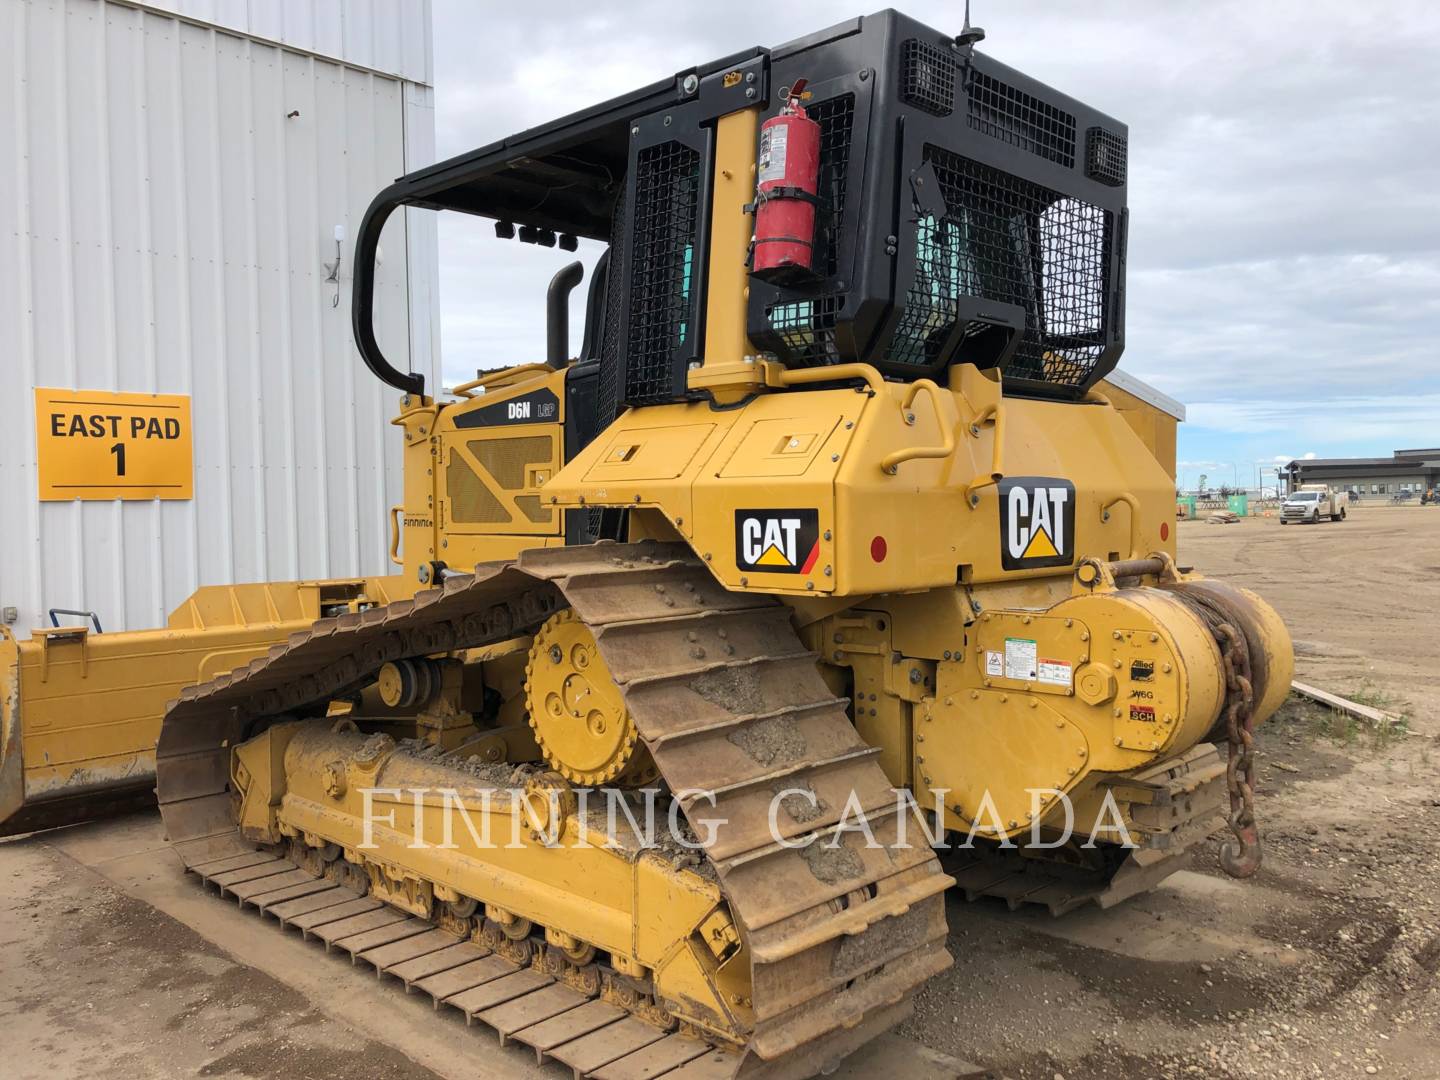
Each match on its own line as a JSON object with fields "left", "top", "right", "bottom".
{"left": 157, "top": 541, "right": 953, "bottom": 1079}
{"left": 184, "top": 835, "right": 744, "bottom": 1078}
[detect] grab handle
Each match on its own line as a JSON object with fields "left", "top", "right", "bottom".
{"left": 880, "top": 380, "right": 954, "bottom": 475}
{"left": 48, "top": 608, "right": 102, "bottom": 634}
{"left": 388, "top": 506, "right": 404, "bottom": 566}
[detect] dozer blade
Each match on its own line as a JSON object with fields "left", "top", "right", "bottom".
{"left": 156, "top": 541, "right": 954, "bottom": 1079}
{"left": 1, "top": 579, "right": 403, "bottom": 838}
{"left": 0, "top": 626, "right": 157, "bottom": 837}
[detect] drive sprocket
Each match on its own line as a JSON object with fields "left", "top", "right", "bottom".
{"left": 524, "top": 608, "right": 658, "bottom": 786}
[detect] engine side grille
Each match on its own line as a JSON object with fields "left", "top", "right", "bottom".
{"left": 965, "top": 70, "right": 1076, "bottom": 168}
{"left": 472, "top": 436, "right": 551, "bottom": 490}
{"left": 919, "top": 147, "right": 1111, "bottom": 390}
{"left": 513, "top": 495, "right": 553, "bottom": 524}
{"left": 1086, "top": 126, "right": 1127, "bottom": 187}
{"left": 447, "top": 449, "right": 510, "bottom": 524}
{"left": 900, "top": 38, "right": 955, "bottom": 117}
{"left": 625, "top": 140, "right": 701, "bottom": 406}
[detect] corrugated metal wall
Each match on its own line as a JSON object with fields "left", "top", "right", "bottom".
{"left": 0, "top": 0, "right": 440, "bottom": 635}
{"left": 129, "top": 0, "right": 433, "bottom": 83}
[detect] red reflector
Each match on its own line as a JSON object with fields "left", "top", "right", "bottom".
{"left": 1160, "top": 522, "right": 1170, "bottom": 541}
{"left": 870, "top": 536, "right": 888, "bottom": 562}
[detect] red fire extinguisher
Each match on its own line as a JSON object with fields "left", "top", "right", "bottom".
{"left": 751, "top": 79, "right": 821, "bottom": 284}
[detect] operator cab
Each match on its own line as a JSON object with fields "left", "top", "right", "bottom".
{"left": 352, "top": 9, "right": 1128, "bottom": 456}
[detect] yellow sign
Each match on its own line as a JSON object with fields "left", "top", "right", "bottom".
{"left": 34, "top": 388, "right": 194, "bottom": 501}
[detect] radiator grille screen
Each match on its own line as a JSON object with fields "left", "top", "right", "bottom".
{"left": 965, "top": 70, "right": 1076, "bottom": 168}
{"left": 900, "top": 38, "right": 955, "bottom": 117}
{"left": 910, "top": 147, "right": 1111, "bottom": 389}
{"left": 626, "top": 140, "right": 701, "bottom": 405}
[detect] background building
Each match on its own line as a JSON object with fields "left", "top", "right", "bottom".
{"left": 1284, "top": 448, "right": 1440, "bottom": 497}
{"left": 0, "top": 0, "right": 439, "bottom": 634}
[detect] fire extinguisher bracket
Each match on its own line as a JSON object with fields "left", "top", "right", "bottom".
{"left": 744, "top": 186, "right": 825, "bottom": 213}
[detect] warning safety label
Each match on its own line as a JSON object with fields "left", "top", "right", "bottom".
{"left": 1003, "top": 637, "right": 1038, "bottom": 681}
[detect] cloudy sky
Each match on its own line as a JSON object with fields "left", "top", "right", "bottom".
{"left": 429, "top": 0, "right": 1439, "bottom": 492}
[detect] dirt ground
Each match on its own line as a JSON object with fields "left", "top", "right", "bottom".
{"left": 905, "top": 504, "right": 1440, "bottom": 1078}
{"left": 2, "top": 505, "right": 1437, "bottom": 1079}
{"left": 0, "top": 812, "right": 971, "bottom": 1079}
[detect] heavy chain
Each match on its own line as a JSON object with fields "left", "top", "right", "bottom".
{"left": 1213, "top": 619, "right": 1262, "bottom": 877}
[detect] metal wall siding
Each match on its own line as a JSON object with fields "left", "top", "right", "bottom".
{"left": 0, "top": 0, "right": 439, "bottom": 634}
{"left": 122, "top": 0, "right": 434, "bottom": 84}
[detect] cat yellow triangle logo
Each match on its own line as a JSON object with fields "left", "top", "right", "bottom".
{"left": 756, "top": 544, "right": 792, "bottom": 567}
{"left": 1020, "top": 526, "right": 1060, "bottom": 560}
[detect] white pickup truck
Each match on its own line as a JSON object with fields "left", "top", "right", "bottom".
{"left": 1281, "top": 485, "right": 1348, "bottom": 524}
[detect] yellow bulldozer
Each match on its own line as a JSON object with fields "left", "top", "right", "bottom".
{"left": 2, "top": 10, "right": 1293, "bottom": 1078}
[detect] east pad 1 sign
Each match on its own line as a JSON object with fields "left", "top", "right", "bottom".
{"left": 34, "top": 388, "right": 194, "bottom": 501}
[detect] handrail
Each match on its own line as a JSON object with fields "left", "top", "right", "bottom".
{"left": 880, "top": 379, "right": 954, "bottom": 474}
{"left": 450, "top": 364, "right": 555, "bottom": 399}
{"left": 774, "top": 362, "right": 887, "bottom": 397}
{"left": 388, "top": 506, "right": 404, "bottom": 566}
{"left": 352, "top": 189, "right": 426, "bottom": 395}
{"left": 48, "top": 608, "right": 102, "bottom": 634}
{"left": 963, "top": 403, "right": 1005, "bottom": 503}
{"left": 1101, "top": 492, "right": 1143, "bottom": 559}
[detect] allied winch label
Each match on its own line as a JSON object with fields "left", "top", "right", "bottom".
{"left": 453, "top": 386, "right": 560, "bottom": 429}
{"left": 998, "top": 477, "right": 1076, "bottom": 570}
{"left": 34, "top": 387, "right": 194, "bottom": 501}
{"left": 735, "top": 508, "right": 820, "bottom": 575}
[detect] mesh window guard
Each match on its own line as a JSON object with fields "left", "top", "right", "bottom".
{"left": 626, "top": 140, "right": 702, "bottom": 405}
{"left": 886, "top": 146, "right": 1111, "bottom": 389}
{"left": 808, "top": 94, "right": 856, "bottom": 278}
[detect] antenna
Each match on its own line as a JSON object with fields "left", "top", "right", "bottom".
{"left": 956, "top": 0, "right": 986, "bottom": 48}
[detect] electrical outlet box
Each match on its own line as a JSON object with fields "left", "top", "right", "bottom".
{"left": 2, "top": 606, "right": 17, "bottom": 624}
